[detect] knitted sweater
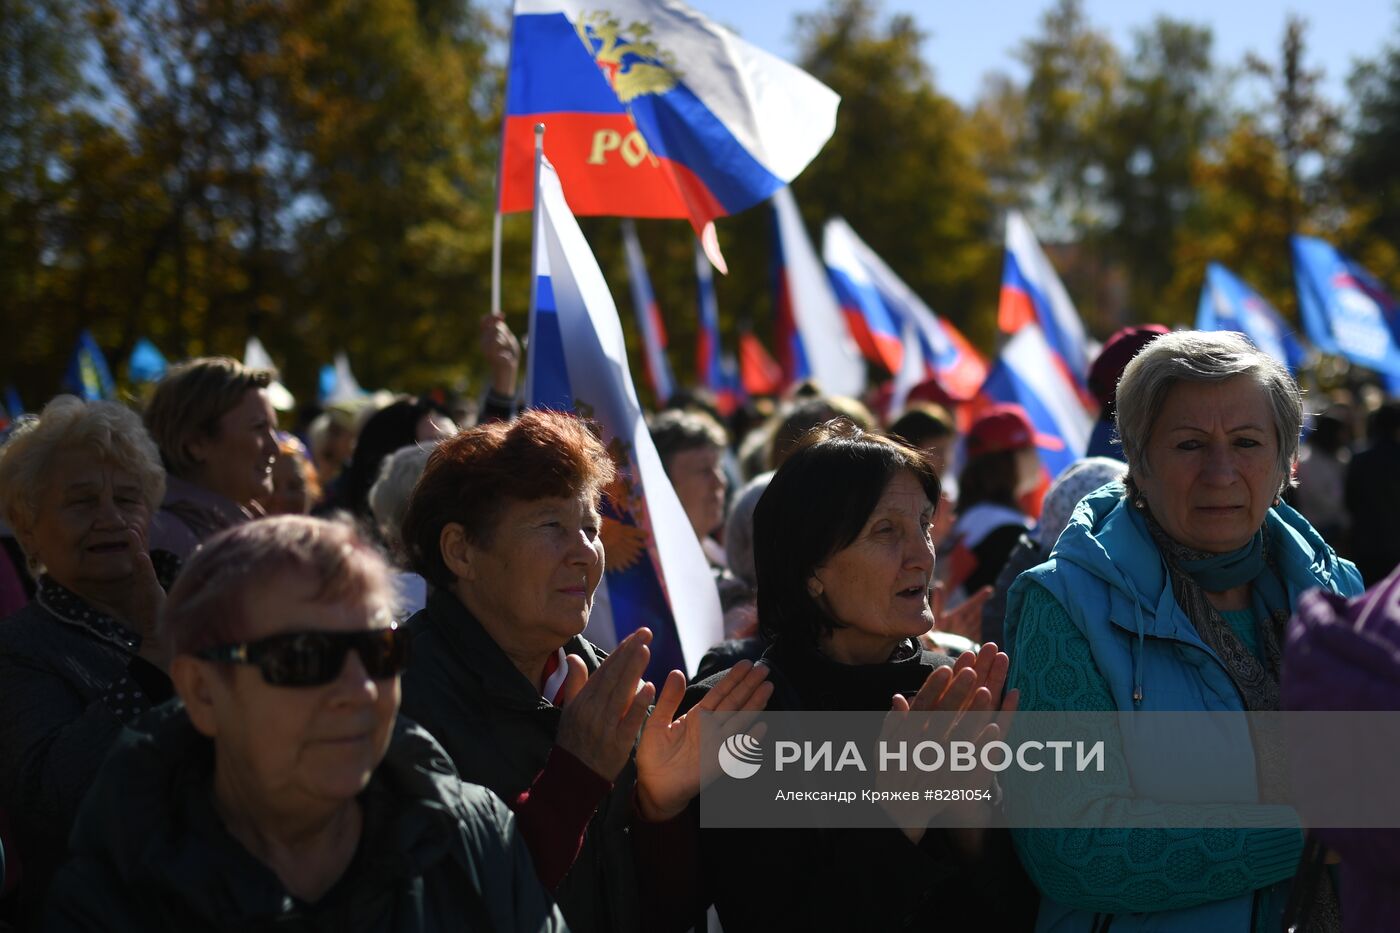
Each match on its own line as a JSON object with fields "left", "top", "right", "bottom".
{"left": 1007, "top": 582, "right": 1302, "bottom": 916}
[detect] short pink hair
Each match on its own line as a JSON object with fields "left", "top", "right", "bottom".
{"left": 162, "top": 515, "right": 393, "bottom": 657}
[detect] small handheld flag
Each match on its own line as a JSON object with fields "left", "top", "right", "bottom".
{"left": 62, "top": 330, "right": 115, "bottom": 401}
{"left": 127, "top": 338, "right": 168, "bottom": 384}
{"left": 1292, "top": 235, "right": 1400, "bottom": 387}
{"left": 620, "top": 219, "right": 676, "bottom": 405}
{"left": 999, "top": 212, "right": 1092, "bottom": 389}
{"left": 1196, "top": 263, "right": 1306, "bottom": 372}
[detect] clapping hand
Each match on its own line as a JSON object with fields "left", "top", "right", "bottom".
{"left": 634, "top": 660, "right": 774, "bottom": 822}
{"left": 555, "top": 629, "right": 657, "bottom": 782}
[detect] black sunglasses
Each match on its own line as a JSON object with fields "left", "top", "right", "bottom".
{"left": 196, "top": 625, "right": 409, "bottom": 687}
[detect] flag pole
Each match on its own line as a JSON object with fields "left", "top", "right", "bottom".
{"left": 492, "top": 213, "right": 503, "bottom": 316}
{"left": 524, "top": 123, "right": 546, "bottom": 403}
{"left": 491, "top": 5, "right": 518, "bottom": 318}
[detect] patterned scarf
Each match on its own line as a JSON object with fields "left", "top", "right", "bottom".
{"left": 1139, "top": 501, "right": 1341, "bottom": 932}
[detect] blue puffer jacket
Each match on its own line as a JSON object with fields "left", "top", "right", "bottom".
{"left": 1004, "top": 483, "right": 1364, "bottom": 933}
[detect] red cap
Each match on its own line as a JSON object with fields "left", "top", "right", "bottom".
{"left": 1088, "top": 325, "right": 1169, "bottom": 409}
{"left": 967, "top": 403, "right": 1063, "bottom": 457}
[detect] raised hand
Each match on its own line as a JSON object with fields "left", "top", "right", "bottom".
{"left": 125, "top": 525, "right": 167, "bottom": 671}
{"left": 479, "top": 313, "right": 521, "bottom": 396}
{"left": 634, "top": 659, "right": 774, "bottom": 821}
{"left": 554, "top": 628, "right": 657, "bottom": 782}
{"left": 876, "top": 642, "right": 1018, "bottom": 843}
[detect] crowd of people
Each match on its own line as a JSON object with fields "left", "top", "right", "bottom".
{"left": 0, "top": 318, "right": 1397, "bottom": 932}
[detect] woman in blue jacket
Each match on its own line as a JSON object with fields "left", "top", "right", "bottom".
{"left": 1003, "top": 330, "right": 1363, "bottom": 933}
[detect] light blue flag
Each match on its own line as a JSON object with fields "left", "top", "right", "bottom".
{"left": 127, "top": 338, "right": 168, "bottom": 383}
{"left": 1197, "top": 263, "right": 1306, "bottom": 372}
{"left": 1292, "top": 235, "right": 1400, "bottom": 389}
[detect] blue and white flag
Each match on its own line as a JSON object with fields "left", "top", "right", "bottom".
{"left": 1292, "top": 235, "right": 1400, "bottom": 388}
{"left": 979, "top": 324, "right": 1094, "bottom": 479}
{"left": 620, "top": 220, "right": 676, "bottom": 405}
{"left": 1196, "top": 263, "right": 1306, "bottom": 372}
{"left": 62, "top": 330, "right": 115, "bottom": 401}
{"left": 525, "top": 149, "right": 723, "bottom": 680}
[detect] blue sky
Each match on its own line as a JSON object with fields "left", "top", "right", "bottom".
{"left": 694, "top": 0, "right": 1397, "bottom": 110}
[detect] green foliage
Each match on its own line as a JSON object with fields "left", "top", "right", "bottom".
{"left": 3, "top": 0, "right": 1400, "bottom": 406}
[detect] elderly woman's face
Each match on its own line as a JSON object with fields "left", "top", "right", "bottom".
{"left": 809, "top": 470, "right": 936, "bottom": 643}
{"left": 195, "top": 577, "right": 399, "bottom": 809}
{"left": 668, "top": 445, "right": 727, "bottom": 540}
{"left": 22, "top": 453, "right": 151, "bottom": 588}
{"left": 189, "top": 388, "right": 278, "bottom": 505}
{"left": 461, "top": 491, "right": 604, "bottom": 650}
{"left": 1135, "top": 376, "right": 1284, "bottom": 553}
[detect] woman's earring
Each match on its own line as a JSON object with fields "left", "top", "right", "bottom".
{"left": 1272, "top": 495, "right": 1281, "bottom": 507}
{"left": 1133, "top": 494, "right": 1147, "bottom": 510}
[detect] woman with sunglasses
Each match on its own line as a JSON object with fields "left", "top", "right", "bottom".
{"left": 45, "top": 516, "right": 568, "bottom": 932}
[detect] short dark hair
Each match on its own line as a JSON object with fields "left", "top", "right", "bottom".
{"left": 887, "top": 405, "right": 955, "bottom": 449}
{"left": 956, "top": 449, "right": 1022, "bottom": 512}
{"left": 649, "top": 409, "right": 727, "bottom": 469}
{"left": 754, "top": 420, "right": 940, "bottom": 646}
{"left": 401, "top": 409, "right": 616, "bottom": 590}
{"left": 768, "top": 397, "right": 875, "bottom": 470}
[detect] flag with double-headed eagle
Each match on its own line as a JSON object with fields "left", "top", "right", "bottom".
{"left": 499, "top": 0, "right": 840, "bottom": 270}
{"left": 525, "top": 147, "right": 723, "bottom": 681}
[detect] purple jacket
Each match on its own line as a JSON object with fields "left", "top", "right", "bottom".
{"left": 1284, "top": 567, "right": 1400, "bottom": 931}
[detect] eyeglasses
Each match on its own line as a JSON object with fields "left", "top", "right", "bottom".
{"left": 196, "top": 625, "right": 409, "bottom": 687}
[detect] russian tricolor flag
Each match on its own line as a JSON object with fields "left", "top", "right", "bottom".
{"left": 823, "top": 218, "right": 986, "bottom": 407}
{"left": 998, "top": 211, "right": 1092, "bottom": 390}
{"left": 525, "top": 146, "right": 723, "bottom": 680}
{"left": 822, "top": 219, "right": 903, "bottom": 375}
{"left": 1196, "top": 262, "right": 1306, "bottom": 373}
{"left": 769, "top": 188, "right": 865, "bottom": 398}
{"left": 1292, "top": 235, "right": 1400, "bottom": 389}
{"left": 620, "top": 219, "right": 676, "bottom": 405}
{"left": 978, "top": 324, "right": 1094, "bottom": 479}
{"left": 499, "top": 0, "right": 839, "bottom": 268}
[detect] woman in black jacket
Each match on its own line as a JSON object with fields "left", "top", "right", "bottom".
{"left": 679, "top": 420, "right": 1037, "bottom": 932}
{"left": 46, "top": 516, "right": 566, "bottom": 933}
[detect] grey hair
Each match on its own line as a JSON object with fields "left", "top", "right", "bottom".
{"left": 0, "top": 396, "right": 166, "bottom": 546}
{"left": 1115, "top": 330, "right": 1302, "bottom": 492}
{"left": 368, "top": 442, "right": 436, "bottom": 555}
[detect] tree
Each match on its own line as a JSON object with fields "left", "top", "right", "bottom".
{"left": 1341, "top": 14, "right": 1400, "bottom": 283}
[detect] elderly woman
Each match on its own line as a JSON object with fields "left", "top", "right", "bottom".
{"left": 143, "top": 357, "right": 280, "bottom": 563}
{"left": 676, "top": 421, "right": 1032, "bottom": 932}
{"left": 368, "top": 442, "right": 437, "bottom": 616}
{"left": 45, "top": 516, "right": 567, "bottom": 931}
{"left": 0, "top": 397, "right": 172, "bottom": 925}
{"left": 1004, "top": 331, "right": 1365, "bottom": 932}
{"left": 398, "top": 409, "right": 771, "bottom": 933}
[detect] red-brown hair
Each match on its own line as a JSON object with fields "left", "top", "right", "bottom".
{"left": 401, "top": 409, "right": 616, "bottom": 590}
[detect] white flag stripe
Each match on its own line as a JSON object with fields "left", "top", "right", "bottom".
{"left": 536, "top": 157, "right": 723, "bottom": 675}
{"left": 771, "top": 188, "right": 865, "bottom": 397}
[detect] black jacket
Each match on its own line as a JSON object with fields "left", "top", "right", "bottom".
{"left": 44, "top": 705, "right": 567, "bottom": 933}
{"left": 679, "top": 637, "right": 1038, "bottom": 933}
{"left": 399, "top": 590, "right": 640, "bottom": 933}
{"left": 0, "top": 589, "right": 171, "bottom": 927}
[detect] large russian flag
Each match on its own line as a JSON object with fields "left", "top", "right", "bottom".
{"left": 1196, "top": 262, "right": 1306, "bottom": 373}
{"left": 822, "top": 219, "right": 903, "bottom": 374}
{"left": 769, "top": 188, "right": 866, "bottom": 398}
{"left": 1292, "top": 235, "right": 1400, "bottom": 389}
{"left": 620, "top": 219, "right": 676, "bottom": 404}
{"left": 525, "top": 150, "right": 723, "bottom": 680}
{"left": 500, "top": 0, "right": 839, "bottom": 262}
{"left": 978, "top": 324, "right": 1094, "bottom": 480}
{"left": 998, "top": 211, "right": 1092, "bottom": 390}
{"left": 824, "top": 217, "right": 986, "bottom": 405}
